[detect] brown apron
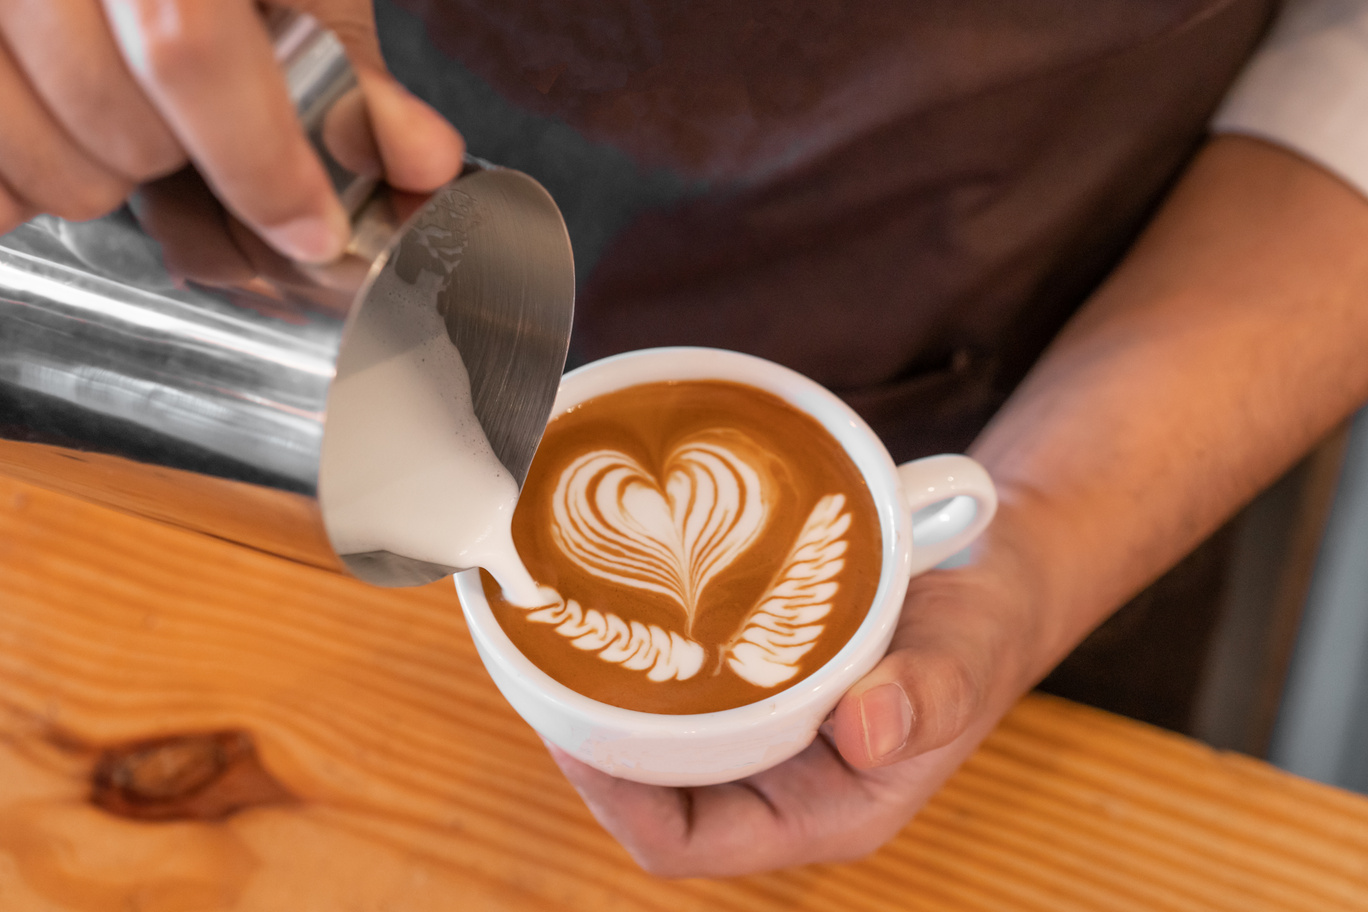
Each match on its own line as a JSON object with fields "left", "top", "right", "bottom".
{"left": 383, "top": 0, "right": 1279, "bottom": 731}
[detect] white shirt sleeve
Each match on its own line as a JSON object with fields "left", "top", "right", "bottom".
{"left": 1213, "top": 0, "right": 1368, "bottom": 197}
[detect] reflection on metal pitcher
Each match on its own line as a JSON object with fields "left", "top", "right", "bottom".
{"left": 0, "top": 11, "right": 574, "bottom": 586}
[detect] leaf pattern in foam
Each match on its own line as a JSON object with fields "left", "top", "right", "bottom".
{"left": 550, "top": 437, "right": 768, "bottom": 632}
{"left": 525, "top": 597, "right": 706, "bottom": 682}
{"left": 724, "top": 494, "right": 851, "bottom": 688}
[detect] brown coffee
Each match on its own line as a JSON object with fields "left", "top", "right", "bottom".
{"left": 481, "top": 380, "right": 882, "bottom": 714}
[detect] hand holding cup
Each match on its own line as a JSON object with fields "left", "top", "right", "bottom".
{"left": 457, "top": 347, "right": 998, "bottom": 786}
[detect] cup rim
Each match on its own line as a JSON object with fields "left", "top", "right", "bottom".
{"left": 455, "top": 346, "right": 913, "bottom": 734}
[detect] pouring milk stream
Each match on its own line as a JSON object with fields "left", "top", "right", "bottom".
{"left": 318, "top": 264, "right": 548, "bottom": 606}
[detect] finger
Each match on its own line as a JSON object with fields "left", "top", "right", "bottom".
{"left": 831, "top": 568, "right": 1015, "bottom": 769}
{"left": 133, "top": 169, "right": 256, "bottom": 287}
{"left": 353, "top": 68, "right": 465, "bottom": 191}
{"left": 102, "top": 0, "right": 349, "bottom": 262}
{"left": 294, "top": 0, "right": 464, "bottom": 190}
{"left": 548, "top": 736, "right": 906, "bottom": 877}
{"left": 0, "top": 179, "right": 31, "bottom": 236}
{"left": 321, "top": 85, "right": 382, "bottom": 178}
{"left": 0, "top": 0, "right": 183, "bottom": 183}
{"left": 833, "top": 648, "right": 975, "bottom": 769}
{"left": 0, "top": 37, "right": 131, "bottom": 221}
{"left": 545, "top": 746, "right": 698, "bottom": 876}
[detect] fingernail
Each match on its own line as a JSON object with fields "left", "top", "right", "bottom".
{"left": 264, "top": 207, "right": 350, "bottom": 264}
{"left": 859, "top": 682, "right": 912, "bottom": 763}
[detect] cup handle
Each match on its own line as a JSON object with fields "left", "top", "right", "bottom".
{"left": 898, "top": 454, "right": 998, "bottom": 575}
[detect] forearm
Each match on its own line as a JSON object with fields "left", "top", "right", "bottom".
{"left": 971, "top": 134, "right": 1368, "bottom": 685}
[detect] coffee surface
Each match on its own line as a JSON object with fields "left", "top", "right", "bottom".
{"left": 483, "top": 380, "right": 882, "bottom": 714}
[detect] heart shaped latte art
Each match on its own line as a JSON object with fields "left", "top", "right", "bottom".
{"left": 550, "top": 433, "right": 770, "bottom": 632}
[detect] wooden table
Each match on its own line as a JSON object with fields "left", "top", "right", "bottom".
{"left": 1, "top": 477, "right": 1367, "bottom": 911}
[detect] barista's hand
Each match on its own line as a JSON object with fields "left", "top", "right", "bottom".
{"left": 548, "top": 517, "right": 1045, "bottom": 876}
{"left": 552, "top": 137, "right": 1368, "bottom": 876}
{"left": 0, "top": 0, "right": 463, "bottom": 261}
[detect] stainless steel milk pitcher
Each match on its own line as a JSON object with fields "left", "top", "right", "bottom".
{"left": 0, "top": 10, "right": 575, "bottom": 586}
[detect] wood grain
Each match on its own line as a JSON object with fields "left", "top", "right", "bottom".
{"left": 1, "top": 476, "right": 1366, "bottom": 911}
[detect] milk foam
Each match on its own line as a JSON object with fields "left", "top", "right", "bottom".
{"left": 319, "top": 265, "right": 542, "bottom": 605}
{"left": 550, "top": 438, "right": 766, "bottom": 632}
{"left": 724, "top": 493, "right": 849, "bottom": 687}
{"left": 525, "top": 595, "right": 706, "bottom": 682}
{"left": 514, "top": 431, "right": 852, "bottom": 690}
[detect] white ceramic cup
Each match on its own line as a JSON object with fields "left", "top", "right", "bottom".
{"left": 455, "top": 347, "right": 997, "bottom": 786}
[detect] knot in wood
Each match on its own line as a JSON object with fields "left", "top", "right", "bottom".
{"left": 90, "top": 730, "right": 294, "bottom": 821}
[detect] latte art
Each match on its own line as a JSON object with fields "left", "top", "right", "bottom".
{"left": 524, "top": 596, "right": 707, "bottom": 682}
{"left": 725, "top": 493, "right": 850, "bottom": 687}
{"left": 485, "top": 380, "right": 882, "bottom": 714}
{"left": 550, "top": 433, "right": 769, "bottom": 634}
{"left": 518, "top": 486, "right": 851, "bottom": 688}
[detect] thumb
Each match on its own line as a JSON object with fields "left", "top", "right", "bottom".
{"left": 292, "top": 1, "right": 465, "bottom": 191}
{"left": 829, "top": 576, "right": 1006, "bottom": 769}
